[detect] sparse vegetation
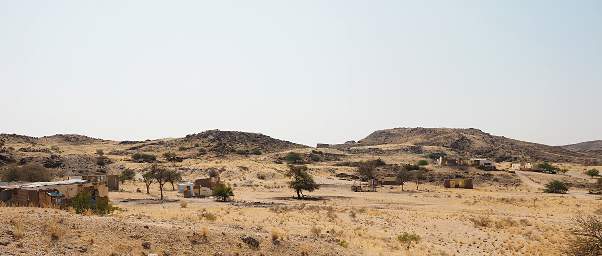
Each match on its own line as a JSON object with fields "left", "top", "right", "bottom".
{"left": 397, "top": 232, "right": 421, "bottom": 249}
{"left": 566, "top": 215, "right": 602, "bottom": 256}
{"left": 536, "top": 162, "right": 559, "bottom": 174}
{"left": 1, "top": 164, "right": 51, "bottom": 182}
{"left": 397, "top": 168, "right": 411, "bottom": 191}
{"left": 132, "top": 152, "right": 156, "bottom": 163}
{"left": 417, "top": 159, "right": 428, "bottom": 166}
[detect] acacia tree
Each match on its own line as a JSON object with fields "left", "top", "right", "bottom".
{"left": 287, "top": 165, "right": 319, "bottom": 199}
{"left": 413, "top": 169, "right": 425, "bottom": 190}
{"left": 397, "top": 168, "right": 411, "bottom": 191}
{"left": 149, "top": 164, "right": 170, "bottom": 200}
{"left": 166, "top": 169, "right": 182, "bottom": 191}
{"left": 142, "top": 171, "right": 154, "bottom": 194}
{"left": 120, "top": 169, "right": 136, "bottom": 184}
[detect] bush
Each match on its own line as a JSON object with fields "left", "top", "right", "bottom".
{"left": 70, "top": 190, "right": 114, "bottom": 215}
{"left": 131, "top": 153, "right": 156, "bottom": 163}
{"left": 397, "top": 232, "right": 421, "bottom": 249}
{"left": 544, "top": 180, "right": 569, "bottom": 194}
{"left": 1, "top": 164, "right": 51, "bottom": 182}
{"left": 566, "top": 215, "right": 602, "bottom": 256}
{"left": 284, "top": 152, "right": 303, "bottom": 164}
{"left": 536, "top": 162, "right": 559, "bottom": 174}
{"left": 417, "top": 160, "right": 428, "bottom": 166}
{"left": 119, "top": 169, "right": 136, "bottom": 183}
{"left": 586, "top": 169, "right": 600, "bottom": 178}
{"left": 212, "top": 184, "right": 234, "bottom": 202}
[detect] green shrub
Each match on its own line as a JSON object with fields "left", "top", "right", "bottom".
{"left": 544, "top": 180, "right": 569, "bottom": 194}
{"left": 212, "top": 184, "right": 234, "bottom": 202}
{"left": 285, "top": 152, "right": 303, "bottom": 164}
{"left": 536, "top": 162, "right": 559, "bottom": 174}
{"left": 586, "top": 169, "right": 600, "bottom": 178}
{"left": 417, "top": 160, "right": 428, "bottom": 166}
{"left": 119, "top": 169, "right": 136, "bottom": 183}
{"left": 70, "top": 191, "right": 114, "bottom": 215}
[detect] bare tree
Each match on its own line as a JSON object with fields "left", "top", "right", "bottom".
{"left": 566, "top": 215, "right": 602, "bottom": 256}
{"left": 142, "top": 171, "right": 154, "bottom": 194}
{"left": 148, "top": 164, "right": 170, "bottom": 200}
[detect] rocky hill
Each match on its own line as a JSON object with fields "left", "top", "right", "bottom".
{"left": 175, "top": 130, "right": 307, "bottom": 154}
{"left": 349, "top": 127, "right": 600, "bottom": 164}
{"left": 39, "top": 134, "right": 105, "bottom": 145}
{"left": 563, "top": 140, "right": 602, "bottom": 155}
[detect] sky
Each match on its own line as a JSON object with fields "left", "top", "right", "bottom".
{"left": 1, "top": 0, "right": 601, "bottom": 146}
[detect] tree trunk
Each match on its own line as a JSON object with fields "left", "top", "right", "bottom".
{"left": 171, "top": 181, "right": 175, "bottom": 191}
{"left": 401, "top": 183, "right": 404, "bottom": 191}
{"left": 159, "top": 184, "right": 164, "bottom": 201}
{"left": 145, "top": 184, "right": 150, "bottom": 194}
{"left": 416, "top": 181, "right": 419, "bottom": 190}
{"left": 296, "top": 190, "right": 301, "bottom": 199}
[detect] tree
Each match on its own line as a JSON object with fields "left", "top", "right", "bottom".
{"left": 142, "top": 171, "right": 155, "bottom": 194}
{"left": 96, "top": 149, "right": 105, "bottom": 156}
{"left": 566, "top": 215, "right": 602, "bottom": 256}
{"left": 586, "top": 169, "right": 600, "bottom": 178}
{"left": 149, "top": 164, "right": 170, "bottom": 201}
{"left": 287, "top": 165, "right": 319, "bottom": 199}
{"left": 358, "top": 164, "right": 375, "bottom": 182}
{"left": 119, "top": 169, "right": 136, "bottom": 184}
{"left": 544, "top": 180, "right": 569, "bottom": 194}
{"left": 413, "top": 169, "right": 426, "bottom": 190}
{"left": 166, "top": 169, "right": 182, "bottom": 191}
{"left": 212, "top": 183, "right": 234, "bottom": 202}
{"left": 397, "top": 168, "right": 411, "bottom": 191}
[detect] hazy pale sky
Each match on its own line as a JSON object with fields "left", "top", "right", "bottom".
{"left": 1, "top": 1, "right": 601, "bottom": 146}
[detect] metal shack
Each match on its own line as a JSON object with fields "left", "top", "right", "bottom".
{"left": 0, "top": 178, "right": 108, "bottom": 208}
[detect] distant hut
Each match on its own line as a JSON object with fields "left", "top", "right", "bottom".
{"left": 443, "top": 178, "right": 473, "bottom": 189}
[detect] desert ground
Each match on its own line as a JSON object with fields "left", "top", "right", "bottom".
{"left": 1, "top": 131, "right": 601, "bottom": 255}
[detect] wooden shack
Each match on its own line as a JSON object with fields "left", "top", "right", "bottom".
{"left": 0, "top": 178, "right": 109, "bottom": 208}
{"left": 443, "top": 178, "right": 473, "bottom": 189}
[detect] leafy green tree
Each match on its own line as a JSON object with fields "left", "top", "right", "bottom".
{"left": 287, "top": 165, "right": 319, "bottom": 199}
{"left": 148, "top": 164, "right": 170, "bottom": 200}
{"left": 544, "top": 180, "right": 569, "bottom": 194}
{"left": 212, "top": 183, "right": 234, "bottom": 202}
{"left": 142, "top": 171, "right": 155, "bottom": 194}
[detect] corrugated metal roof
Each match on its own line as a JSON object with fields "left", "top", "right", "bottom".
{"left": 0, "top": 179, "right": 88, "bottom": 189}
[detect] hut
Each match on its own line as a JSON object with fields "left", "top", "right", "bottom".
{"left": 443, "top": 178, "right": 473, "bottom": 189}
{"left": 0, "top": 178, "right": 108, "bottom": 208}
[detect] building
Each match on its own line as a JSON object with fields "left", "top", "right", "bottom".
{"left": 469, "top": 158, "right": 495, "bottom": 170}
{"left": 443, "top": 178, "right": 474, "bottom": 189}
{"left": 437, "top": 156, "right": 464, "bottom": 166}
{"left": 178, "top": 176, "right": 222, "bottom": 198}
{"left": 509, "top": 163, "right": 533, "bottom": 172}
{"left": 0, "top": 178, "right": 109, "bottom": 208}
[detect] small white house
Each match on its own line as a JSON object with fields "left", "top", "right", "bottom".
{"left": 177, "top": 182, "right": 194, "bottom": 193}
